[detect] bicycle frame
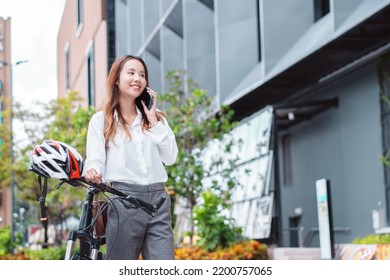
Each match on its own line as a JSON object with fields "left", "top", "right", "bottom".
{"left": 64, "top": 186, "right": 102, "bottom": 260}
{"left": 63, "top": 178, "right": 166, "bottom": 260}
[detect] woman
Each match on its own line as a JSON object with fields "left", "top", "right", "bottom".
{"left": 83, "top": 55, "right": 178, "bottom": 260}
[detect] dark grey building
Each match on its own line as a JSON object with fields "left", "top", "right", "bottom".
{"left": 108, "top": 0, "right": 390, "bottom": 247}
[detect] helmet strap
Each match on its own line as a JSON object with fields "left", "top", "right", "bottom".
{"left": 36, "top": 175, "right": 48, "bottom": 222}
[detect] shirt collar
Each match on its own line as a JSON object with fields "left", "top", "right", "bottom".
{"left": 113, "top": 107, "right": 142, "bottom": 126}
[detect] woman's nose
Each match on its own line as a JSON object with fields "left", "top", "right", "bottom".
{"left": 133, "top": 73, "right": 140, "bottom": 81}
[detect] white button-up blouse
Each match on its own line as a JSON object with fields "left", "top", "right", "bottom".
{"left": 83, "top": 110, "right": 178, "bottom": 185}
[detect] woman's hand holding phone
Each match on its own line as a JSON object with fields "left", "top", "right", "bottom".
{"left": 147, "top": 94, "right": 153, "bottom": 110}
{"left": 142, "top": 87, "right": 158, "bottom": 126}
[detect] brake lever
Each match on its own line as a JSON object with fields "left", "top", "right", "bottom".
{"left": 123, "top": 195, "right": 167, "bottom": 217}
{"left": 155, "top": 196, "right": 167, "bottom": 211}
{"left": 124, "top": 195, "right": 156, "bottom": 216}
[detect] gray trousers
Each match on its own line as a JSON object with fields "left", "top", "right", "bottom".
{"left": 104, "top": 182, "right": 174, "bottom": 260}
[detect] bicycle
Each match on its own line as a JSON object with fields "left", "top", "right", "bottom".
{"left": 59, "top": 177, "right": 166, "bottom": 260}
{"left": 29, "top": 140, "right": 166, "bottom": 260}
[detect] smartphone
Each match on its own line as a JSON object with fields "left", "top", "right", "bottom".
{"left": 136, "top": 87, "right": 153, "bottom": 110}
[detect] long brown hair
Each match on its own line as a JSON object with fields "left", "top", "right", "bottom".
{"left": 102, "top": 55, "right": 165, "bottom": 148}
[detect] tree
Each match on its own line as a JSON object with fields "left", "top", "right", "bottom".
{"left": 10, "top": 91, "right": 95, "bottom": 246}
{"left": 160, "top": 70, "right": 243, "bottom": 244}
{"left": 0, "top": 96, "right": 12, "bottom": 192}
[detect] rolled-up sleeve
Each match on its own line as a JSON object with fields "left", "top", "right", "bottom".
{"left": 83, "top": 112, "right": 106, "bottom": 176}
{"left": 149, "top": 118, "right": 178, "bottom": 166}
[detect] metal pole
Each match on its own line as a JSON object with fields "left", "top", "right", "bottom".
{"left": 298, "top": 227, "right": 304, "bottom": 248}
{"left": 10, "top": 76, "right": 15, "bottom": 252}
{"left": 10, "top": 60, "right": 28, "bottom": 253}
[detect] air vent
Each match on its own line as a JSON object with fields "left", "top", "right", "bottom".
{"left": 282, "top": 134, "right": 292, "bottom": 186}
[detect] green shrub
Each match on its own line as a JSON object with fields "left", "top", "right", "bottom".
{"left": 0, "top": 226, "right": 11, "bottom": 256}
{"left": 352, "top": 234, "right": 390, "bottom": 244}
{"left": 194, "top": 190, "right": 242, "bottom": 252}
{"left": 0, "top": 226, "right": 24, "bottom": 256}
{"left": 25, "top": 245, "right": 67, "bottom": 260}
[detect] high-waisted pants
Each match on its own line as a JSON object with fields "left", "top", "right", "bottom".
{"left": 104, "top": 181, "right": 174, "bottom": 260}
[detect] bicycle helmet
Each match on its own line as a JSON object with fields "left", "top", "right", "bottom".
{"left": 29, "top": 140, "right": 83, "bottom": 180}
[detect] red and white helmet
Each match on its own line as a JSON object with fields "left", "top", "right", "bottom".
{"left": 29, "top": 140, "right": 83, "bottom": 180}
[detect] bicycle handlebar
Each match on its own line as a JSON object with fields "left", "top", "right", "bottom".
{"left": 73, "top": 177, "right": 166, "bottom": 216}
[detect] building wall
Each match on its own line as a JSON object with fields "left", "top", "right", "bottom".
{"left": 94, "top": 21, "right": 108, "bottom": 110}
{"left": 261, "top": 0, "right": 314, "bottom": 74}
{"left": 279, "top": 62, "right": 385, "bottom": 246}
{"left": 57, "top": 0, "right": 108, "bottom": 108}
{"left": 216, "top": 0, "right": 259, "bottom": 102}
{"left": 0, "top": 17, "right": 12, "bottom": 228}
{"left": 0, "top": 18, "right": 11, "bottom": 111}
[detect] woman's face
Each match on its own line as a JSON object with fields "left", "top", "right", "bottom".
{"left": 117, "top": 58, "right": 147, "bottom": 100}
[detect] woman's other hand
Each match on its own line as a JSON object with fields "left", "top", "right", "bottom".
{"left": 84, "top": 168, "right": 102, "bottom": 184}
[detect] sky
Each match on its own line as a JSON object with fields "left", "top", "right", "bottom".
{"left": 0, "top": 0, "right": 66, "bottom": 105}
{"left": 0, "top": 0, "right": 66, "bottom": 144}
